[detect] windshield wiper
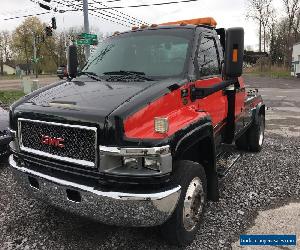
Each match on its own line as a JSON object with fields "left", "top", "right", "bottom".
{"left": 103, "top": 70, "right": 154, "bottom": 81}
{"left": 79, "top": 71, "right": 103, "bottom": 81}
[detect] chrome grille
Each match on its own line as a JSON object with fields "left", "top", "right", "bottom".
{"left": 18, "top": 118, "right": 97, "bottom": 167}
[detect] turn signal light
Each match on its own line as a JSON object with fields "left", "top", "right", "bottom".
{"left": 154, "top": 117, "right": 169, "bottom": 134}
{"left": 232, "top": 48, "right": 238, "bottom": 62}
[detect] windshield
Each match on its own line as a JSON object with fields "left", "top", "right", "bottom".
{"left": 82, "top": 28, "right": 194, "bottom": 79}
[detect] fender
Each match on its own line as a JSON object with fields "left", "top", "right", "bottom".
{"left": 172, "top": 119, "right": 219, "bottom": 201}
{"left": 173, "top": 121, "right": 213, "bottom": 158}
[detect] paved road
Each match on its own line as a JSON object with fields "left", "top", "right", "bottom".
{"left": 0, "top": 76, "right": 60, "bottom": 90}
{"left": 244, "top": 75, "right": 300, "bottom": 138}
{"left": 0, "top": 75, "right": 299, "bottom": 250}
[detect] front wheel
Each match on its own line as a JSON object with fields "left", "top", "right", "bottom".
{"left": 160, "top": 160, "right": 207, "bottom": 246}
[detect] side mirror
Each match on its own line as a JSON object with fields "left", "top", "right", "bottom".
{"left": 67, "top": 45, "right": 78, "bottom": 78}
{"left": 224, "top": 27, "right": 244, "bottom": 78}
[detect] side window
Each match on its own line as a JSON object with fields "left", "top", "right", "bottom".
{"left": 197, "top": 36, "right": 220, "bottom": 77}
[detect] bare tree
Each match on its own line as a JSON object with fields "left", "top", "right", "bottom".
{"left": 246, "top": 0, "right": 273, "bottom": 52}
{"left": 0, "top": 31, "right": 12, "bottom": 75}
{"left": 261, "top": 1, "right": 274, "bottom": 52}
{"left": 282, "top": 0, "right": 300, "bottom": 65}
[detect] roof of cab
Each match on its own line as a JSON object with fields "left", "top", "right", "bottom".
{"left": 109, "top": 17, "right": 217, "bottom": 38}
{"left": 160, "top": 17, "right": 217, "bottom": 28}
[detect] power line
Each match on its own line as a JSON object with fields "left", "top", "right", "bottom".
{"left": 90, "top": 0, "right": 201, "bottom": 10}
{"left": 90, "top": 0, "right": 147, "bottom": 25}
{"left": 55, "top": 0, "right": 139, "bottom": 27}
{"left": 3, "top": 12, "right": 50, "bottom": 21}
{"left": 70, "top": 0, "right": 138, "bottom": 25}
{"left": 99, "top": 0, "right": 123, "bottom": 3}
{"left": 33, "top": 0, "right": 144, "bottom": 26}
{"left": 54, "top": 0, "right": 131, "bottom": 27}
{"left": 90, "top": 12, "right": 130, "bottom": 27}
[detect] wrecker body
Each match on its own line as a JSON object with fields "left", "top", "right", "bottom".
{"left": 8, "top": 17, "right": 265, "bottom": 245}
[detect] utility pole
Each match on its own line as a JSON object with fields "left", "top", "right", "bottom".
{"left": 82, "top": 0, "right": 90, "bottom": 60}
{"left": 33, "top": 35, "right": 38, "bottom": 79}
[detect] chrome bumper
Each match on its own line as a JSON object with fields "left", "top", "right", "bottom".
{"left": 9, "top": 155, "right": 181, "bottom": 227}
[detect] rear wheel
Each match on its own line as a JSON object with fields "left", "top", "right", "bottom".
{"left": 160, "top": 160, "right": 207, "bottom": 246}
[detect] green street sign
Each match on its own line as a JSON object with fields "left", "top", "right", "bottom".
{"left": 76, "top": 39, "right": 91, "bottom": 45}
{"left": 76, "top": 38, "right": 98, "bottom": 45}
{"left": 80, "top": 33, "right": 97, "bottom": 39}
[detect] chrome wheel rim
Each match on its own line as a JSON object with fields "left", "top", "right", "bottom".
{"left": 258, "top": 120, "right": 265, "bottom": 146}
{"left": 182, "top": 177, "right": 204, "bottom": 232}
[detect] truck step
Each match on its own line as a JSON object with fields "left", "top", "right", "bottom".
{"left": 216, "top": 145, "right": 241, "bottom": 178}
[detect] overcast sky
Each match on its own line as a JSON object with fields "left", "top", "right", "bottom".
{"left": 0, "top": 0, "right": 284, "bottom": 50}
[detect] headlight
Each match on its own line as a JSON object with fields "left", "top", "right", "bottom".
{"left": 123, "top": 157, "right": 142, "bottom": 170}
{"left": 144, "top": 157, "right": 161, "bottom": 171}
{"left": 100, "top": 145, "right": 171, "bottom": 176}
{"left": 122, "top": 156, "right": 161, "bottom": 172}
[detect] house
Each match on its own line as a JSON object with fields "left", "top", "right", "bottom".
{"left": 1, "top": 64, "right": 16, "bottom": 75}
{"left": 291, "top": 43, "right": 300, "bottom": 77}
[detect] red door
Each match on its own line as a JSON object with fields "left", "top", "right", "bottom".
{"left": 195, "top": 32, "right": 227, "bottom": 130}
{"left": 194, "top": 77, "right": 228, "bottom": 127}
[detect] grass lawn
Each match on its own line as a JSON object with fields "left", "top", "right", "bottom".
{"left": 0, "top": 90, "right": 25, "bottom": 108}
{"left": 244, "top": 66, "right": 291, "bottom": 79}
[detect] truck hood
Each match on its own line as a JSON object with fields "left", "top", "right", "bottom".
{"left": 11, "top": 78, "right": 159, "bottom": 129}
{"left": 27, "top": 79, "right": 154, "bottom": 113}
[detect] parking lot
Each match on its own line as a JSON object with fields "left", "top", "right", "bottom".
{"left": 0, "top": 75, "right": 299, "bottom": 250}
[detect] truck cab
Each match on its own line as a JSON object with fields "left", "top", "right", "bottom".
{"left": 8, "top": 17, "right": 265, "bottom": 246}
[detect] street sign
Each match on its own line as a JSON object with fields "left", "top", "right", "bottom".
{"left": 76, "top": 38, "right": 98, "bottom": 45}
{"left": 80, "top": 33, "right": 97, "bottom": 39}
{"left": 76, "top": 39, "right": 91, "bottom": 45}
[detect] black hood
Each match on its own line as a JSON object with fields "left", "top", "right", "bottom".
{"left": 11, "top": 77, "right": 162, "bottom": 131}
{"left": 27, "top": 79, "right": 155, "bottom": 114}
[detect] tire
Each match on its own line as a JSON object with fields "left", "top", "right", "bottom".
{"left": 235, "top": 130, "right": 248, "bottom": 150}
{"left": 248, "top": 114, "right": 265, "bottom": 152}
{"left": 58, "top": 76, "right": 63, "bottom": 79}
{"left": 160, "top": 160, "right": 207, "bottom": 246}
{"left": 0, "top": 145, "right": 9, "bottom": 164}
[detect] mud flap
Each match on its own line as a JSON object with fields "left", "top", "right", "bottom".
{"left": 224, "top": 87, "right": 236, "bottom": 144}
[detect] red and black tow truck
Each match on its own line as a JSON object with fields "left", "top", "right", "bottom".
{"left": 8, "top": 17, "right": 264, "bottom": 245}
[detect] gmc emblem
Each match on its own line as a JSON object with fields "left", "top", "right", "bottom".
{"left": 41, "top": 135, "right": 65, "bottom": 148}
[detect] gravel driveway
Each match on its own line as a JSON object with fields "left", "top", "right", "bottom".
{"left": 0, "top": 75, "right": 299, "bottom": 249}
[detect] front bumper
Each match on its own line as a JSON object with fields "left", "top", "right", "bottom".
{"left": 9, "top": 155, "right": 181, "bottom": 227}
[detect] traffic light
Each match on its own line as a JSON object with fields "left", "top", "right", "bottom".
{"left": 45, "top": 26, "right": 53, "bottom": 37}
{"left": 52, "top": 17, "right": 57, "bottom": 30}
